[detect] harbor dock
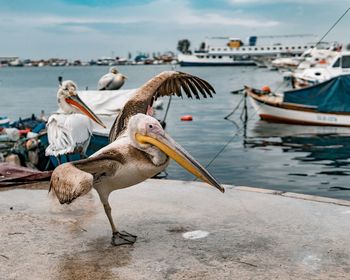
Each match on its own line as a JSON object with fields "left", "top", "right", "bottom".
{"left": 1, "top": 179, "right": 350, "bottom": 279}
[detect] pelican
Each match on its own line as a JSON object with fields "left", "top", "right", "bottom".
{"left": 45, "top": 80, "right": 106, "bottom": 159}
{"left": 97, "top": 67, "right": 127, "bottom": 90}
{"left": 50, "top": 71, "right": 224, "bottom": 246}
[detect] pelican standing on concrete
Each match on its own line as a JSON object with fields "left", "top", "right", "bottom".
{"left": 97, "top": 67, "right": 127, "bottom": 90}
{"left": 50, "top": 71, "right": 224, "bottom": 246}
{"left": 45, "top": 80, "right": 106, "bottom": 160}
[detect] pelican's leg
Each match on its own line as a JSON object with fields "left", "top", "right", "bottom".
{"left": 104, "top": 202, "right": 137, "bottom": 246}
{"left": 96, "top": 189, "right": 137, "bottom": 246}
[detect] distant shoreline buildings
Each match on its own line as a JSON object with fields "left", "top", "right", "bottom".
{"left": 0, "top": 51, "right": 178, "bottom": 67}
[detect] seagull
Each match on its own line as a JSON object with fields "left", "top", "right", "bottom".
{"left": 49, "top": 71, "right": 224, "bottom": 246}
{"left": 45, "top": 80, "right": 106, "bottom": 161}
{"left": 97, "top": 67, "right": 127, "bottom": 90}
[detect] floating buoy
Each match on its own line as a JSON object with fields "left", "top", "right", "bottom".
{"left": 181, "top": 115, "right": 193, "bottom": 121}
{"left": 261, "top": 85, "right": 271, "bottom": 93}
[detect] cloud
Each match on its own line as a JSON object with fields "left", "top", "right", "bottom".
{"left": 228, "top": 0, "right": 349, "bottom": 4}
{"left": 0, "top": 0, "right": 279, "bottom": 31}
{"left": 0, "top": 0, "right": 295, "bottom": 58}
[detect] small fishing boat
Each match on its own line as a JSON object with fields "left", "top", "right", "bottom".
{"left": 247, "top": 74, "right": 350, "bottom": 127}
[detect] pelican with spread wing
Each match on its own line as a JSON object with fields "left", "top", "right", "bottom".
{"left": 50, "top": 71, "right": 224, "bottom": 246}
{"left": 45, "top": 80, "right": 106, "bottom": 160}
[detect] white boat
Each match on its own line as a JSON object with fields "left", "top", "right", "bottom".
{"left": 246, "top": 74, "right": 350, "bottom": 127}
{"left": 271, "top": 45, "right": 339, "bottom": 71}
{"left": 292, "top": 51, "right": 350, "bottom": 88}
{"left": 178, "top": 35, "right": 316, "bottom": 66}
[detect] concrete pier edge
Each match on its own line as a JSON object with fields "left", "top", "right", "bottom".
{"left": 233, "top": 185, "right": 350, "bottom": 207}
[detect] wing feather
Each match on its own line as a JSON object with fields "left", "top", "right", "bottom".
{"left": 184, "top": 77, "right": 200, "bottom": 99}
{"left": 174, "top": 77, "right": 183, "bottom": 98}
{"left": 109, "top": 71, "right": 215, "bottom": 142}
{"left": 180, "top": 78, "right": 193, "bottom": 99}
{"left": 189, "top": 77, "right": 207, "bottom": 98}
{"left": 49, "top": 150, "right": 125, "bottom": 204}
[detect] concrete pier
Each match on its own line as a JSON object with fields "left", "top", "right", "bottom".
{"left": 1, "top": 179, "right": 350, "bottom": 279}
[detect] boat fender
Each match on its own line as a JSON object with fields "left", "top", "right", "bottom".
{"left": 261, "top": 85, "right": 271, "bottom": 94}
{"left": 181, "top": 115, "right": 193, "bottom": 121}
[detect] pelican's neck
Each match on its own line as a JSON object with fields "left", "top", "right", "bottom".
{"left": 142, "top": 145, "right": 169, "bottom": 166}
{"left": 127, "top": 129, "right": 168, "bottom": 166}
{"left": 57, "top": 94, "right": 76, "bottom": 114}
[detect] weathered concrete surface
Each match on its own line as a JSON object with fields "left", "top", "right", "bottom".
{"left": 1, "top": 179, "right": 350, "bottom": 280}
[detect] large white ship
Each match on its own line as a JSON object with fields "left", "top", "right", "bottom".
{"left": 178, "top": 35, "right": 317, "bottom": 66}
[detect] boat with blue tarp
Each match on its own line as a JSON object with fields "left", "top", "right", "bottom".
{"left": 247, "top": 74, "right": 350, "bottom": 126}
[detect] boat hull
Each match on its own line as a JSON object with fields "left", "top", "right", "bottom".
{"left": 248, "top": 91, "right": 350, "bottom": 127}
{"left": 178, "top": 53, "right": 256, "bottom": 67}
{"left": 179, "top": 61, "right": 256, "bottom": 67}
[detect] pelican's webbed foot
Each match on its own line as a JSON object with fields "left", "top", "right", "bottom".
{"left": 111, "top": 231, "right": 137, "bottom": 246}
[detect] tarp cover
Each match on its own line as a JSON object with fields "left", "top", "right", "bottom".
{"left": 283, "top": 75, "right": 350, "bottom": 113}
{"left": 0, "top": 163, "right": 52, "bottom": 186}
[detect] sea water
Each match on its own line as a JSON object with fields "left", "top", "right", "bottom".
{"left": 1, "top": 65, "right": 350, "bottom": 200}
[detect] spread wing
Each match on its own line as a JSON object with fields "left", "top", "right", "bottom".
{"left": 49, "top": 151, "right": 125, "bottom": 204}
{"left": 109, "top": 71, "right": 215, "bottom": 142}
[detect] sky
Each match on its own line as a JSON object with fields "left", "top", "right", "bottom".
{"left": 0, "top": 0, "right": 349, "bottom": 60}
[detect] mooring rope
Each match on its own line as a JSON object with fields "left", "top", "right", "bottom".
{"left": 315, "top": 7, "right": 350, "bottom": 48}
{"left": 204, "top": 92, "right": 261, "bottom": 169}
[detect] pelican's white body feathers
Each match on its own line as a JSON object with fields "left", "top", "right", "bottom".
{"left": 98, "top": 73, "right": 125, "bottom": 90}
{"left": 46, "top": 113, "right": 93, "bottom": 157}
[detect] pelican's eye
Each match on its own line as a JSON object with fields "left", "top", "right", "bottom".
{"left": 148, "top": 124, "right": 153, "bottom": 129}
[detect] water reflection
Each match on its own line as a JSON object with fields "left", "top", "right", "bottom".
{"left": 245, "top": 121, "right": 350, "bottom": 197}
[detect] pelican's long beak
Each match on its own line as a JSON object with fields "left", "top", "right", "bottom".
{"left": 122, "top": 75, "right": 128, "bottom": 80}
{"left": 135, "top": 132, "right": 225, "bottom": 193}
{"left": 66, "top": 94, "right": 106, "bottom": 128}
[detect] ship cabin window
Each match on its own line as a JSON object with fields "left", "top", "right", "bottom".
{"left": 248, "top": 48, "right": 252, "bottom": 51}
{"left": 218, "top": 56, "right": 222, "bottom": 59}
{"left": 254, "top": 48, "right": 258, "bottom": 50}
{"left": 304, "top": 46, "right": 308, "bottom": 49}
{"left": 273, "top": 47, "right": 276, "bottom": 50}
{"left": 218, "top": 48, "right": 221, "bottom": 51}
{"left": 342, "top": 56, "right": 350, "bottom": 68}
{"left": 291, "top": 47, "right": 295, "bottom": 50}
{"left": 332, "top": 58, "right": 340, "bottom": 67}
{"left": 198, "top": 55, "right": 204, "bottom": 58}
{"left": 285, "top": 47, "right": 289, "bottom": 50}
{"left": 223, "top": 48, "right": 228, "bottom": 51}
{"left": 261, "top": 48, "right": 264, "bottom": 50}
{"left": 206, "top": 55, "right": 209, "bottom": 58}
{"left": 279, "top": 47, "right": 283, "bottom": 50}
{"left": 211, "top": 48, "right": 215, "bottom": 51}
{"left": 267, "top": 47, "right": 270, "bottom": 50}
{"left": 229, "top": 56, "right": 233, "bottom": 58}
{"left": 212, "top": 56, "right": 216, "bottom": 59}
{"left": 298, "top": 46, "right": 301, "bottom": 49}
{"left": 242, "top": 48, "right": 245, "bottom": 51}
